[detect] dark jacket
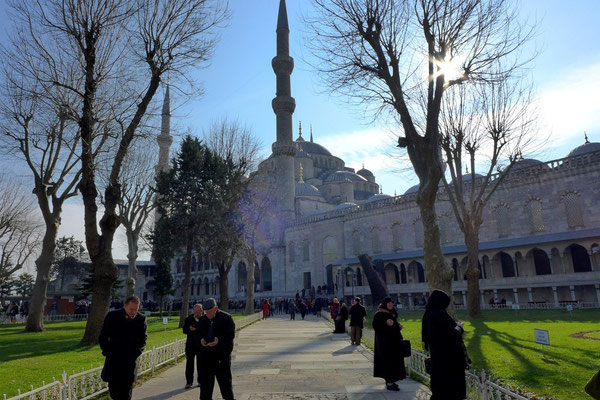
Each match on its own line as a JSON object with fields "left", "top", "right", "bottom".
{"left": 197, "top": 310, "right": 236, "bottom": 358}
{"left": 348, "top": 303, "right": 367, "bottom": 327}
{"left": 372, "top": 306, "right": 406, "bottom": 382}
{"left": 422, "top": 289, "right": 467, "bottom": 400}
{"left": 99, "top": 309, "right": 147, "bottom": 383}
{"left": 182, "top": 314, "right": 202, "bottom": 351}
{"left": 339, "top": 303, "right": 349, "bottom": 320}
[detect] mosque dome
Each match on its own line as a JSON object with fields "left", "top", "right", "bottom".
{"left": 366, "top": 193, "right": 392, "bottom": 203}
{"left": 567, "top": 140, "right": 600, "bottom": 157}
{"left": 334, "top": 202, "right": 358, "bottom": 210}
{"left": 404, "top": 184, "right": 420, "bottom": 195}
{"left": 296, "top": 140, "right": 332, "bottom": 156}
{"left": 357, "top": 167, "right": 374, "bottom": 178}
{"left": 296, "top": 182, "right": 322, "bottom": 197}
{"left": 296, "top": 147, "right": 311, "bottom": 158}
{"left": 324, "top": 171, "right": 368, "bottom": 183}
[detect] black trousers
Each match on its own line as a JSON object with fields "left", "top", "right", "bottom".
{"left": 200, "top": 354, "right": 234, "bottom": 400}
{"left": 108, "top": 379, "right": 133, "bottom": 400}
{"left": 185, "top": 347, "right": 201, "bottom": 385}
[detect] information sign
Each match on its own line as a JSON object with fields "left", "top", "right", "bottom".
{"left": 162, "top": 317, "right": 168, "bottom": 325}
{"left": 534, "top": 328, "right": 550, "bottom": 345}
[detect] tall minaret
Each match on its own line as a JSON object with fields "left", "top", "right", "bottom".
{"left": 156, "top": 83, "right": 173, "bottom": 174}
{"left": 271, "top": 0, "right": 297, "bottom": 233}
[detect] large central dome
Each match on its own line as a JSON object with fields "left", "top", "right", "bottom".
{"left": 295, "top": 140, "right": 332, "bottom": 156}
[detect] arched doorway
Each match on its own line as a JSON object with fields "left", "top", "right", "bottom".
{"left": 326, "top": 264, "right": 334, "bottom": 290}
{"left": 261, "top": 257, "right": 272, "bottom": 291}
{"left": 567, "top": 244, "right": 592, "bottom": 272}
{"left": 531, "top": 248, "right": 552, "bottom": 275}
{"left": 498, "top": 252, "right": 515, "bottom": 277}
{"left": 400, "top": 264, "right": 407, "bottom": 284}
{"left": 407, "top": 261, "right": 425, "bottom": 283}
{"left": 254, "top": 261, "right": 261, "bottom": 292}
{"left": 451, "top": 258, "right": 459, "bottom": 281}
{"left": 356, "top": 268, "right": 363, "bottom": 286}
{"left": 384, "top": 263, "right": 398, "bottom": 284}
{"left": 237, "top": 261, "right": 247, "bottom": 292}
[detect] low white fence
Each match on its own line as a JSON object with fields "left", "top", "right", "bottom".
{"left": 322, "top": 313, "right": 533, "bottom": 400}
{"left": 3, "top": 312, "right": 262, "bottom": 400}
{"left": 0, "top": 314, "right": 90, "bottom": 324}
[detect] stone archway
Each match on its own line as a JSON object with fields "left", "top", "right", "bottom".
{"left": 261, "top": 257, "right": 272, "bottom": 291}
{"left": 237, "top": 261, "right": 247, "bottom": 292}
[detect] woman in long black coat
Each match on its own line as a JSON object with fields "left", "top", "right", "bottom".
{"left": 421, "top": 289, "right": 467, "bottom": 400}
{"left": 334, "top": 301, "right": 349, "bottom": 333}
{"left": 372, "top": 297, "right": 406, "bottom": 391}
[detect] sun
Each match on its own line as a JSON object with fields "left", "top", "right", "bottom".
{"left": 434, "top": 55, "right": 465, "bottom": 82}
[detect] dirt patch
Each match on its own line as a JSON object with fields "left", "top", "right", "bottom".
{"left": 570, "top": 330, "right": 600, "bottom": 340}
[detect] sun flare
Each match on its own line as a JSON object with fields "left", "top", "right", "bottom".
{"left": 434, "top": 56, "right": 465, "bottom": 82}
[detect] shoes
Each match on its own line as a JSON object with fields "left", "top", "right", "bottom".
{"left": 185, "top": 384, "right": 193, "bottom": 389}
{"left": 350, "top": 341, "right": 355, "bottom": 345}
{"left": 386, "top": 383, "right": 400, "bottom": 391}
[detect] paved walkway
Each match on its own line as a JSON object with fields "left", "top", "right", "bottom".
{"left": 133, "top": 315, "right": 430, "bottom": 400}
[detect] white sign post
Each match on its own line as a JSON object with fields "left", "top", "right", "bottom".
{"left": 162, "top": 317, "right": 168, "bottom": 330}
{"left": 534, "top": 328, "right": 550, "bottom": 357}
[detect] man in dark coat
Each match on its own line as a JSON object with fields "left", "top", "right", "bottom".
{"left": 348, "top": 297, "right": 367, "bottom": 345}
{"left": 421, "top": 289, "right": 467, "bottom": 400}
{"left": 372, "top": 296, "right": 406, "bottom": 391}
{"left": 99, "top": 295, "right": 147, "bottom": 400}
{"left": 197, "top": 298, "right": 236, "bottom": 400}
{"left": 182, "top": 303, "right": 204, "bottom": 388}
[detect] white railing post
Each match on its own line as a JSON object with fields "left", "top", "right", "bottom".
{"left": 151, "top": 345, "right": 156, "bottom": 375}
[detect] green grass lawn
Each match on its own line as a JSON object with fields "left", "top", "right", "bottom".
{"left": 365, "top": 308, "right": 600, "bottom": 400}
{"left": 0, "top": 313, "right": 247, "bottom": 397}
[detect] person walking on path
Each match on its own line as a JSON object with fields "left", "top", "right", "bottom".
{"left": 182, "top": 303, "right": 204, "bottom": 388}
{"left": 372, "top": 296, "right": 406, "bottom": 391}
{"left": 349, "top": 297, "right": 367, "bottom": 345}
{"left": 421, "top": 289, "right": 467, "bottom": 400}
{"left": 289, "top": 299, "right": 296, "bottom": 320}
{"left": 99, "top": 295, "right": 147, "bottom": 400}
{"left": 197, "top": 298, "right": 236, "bottom": 400}
{"left": 262, "top": 299, "right": 270, "bottom": 320}
{"left": 334, "top": 300, "right": 348, "bottom": 333}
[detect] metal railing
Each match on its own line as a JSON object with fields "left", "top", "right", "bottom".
{"left": 322, "top": 312, "right": 534, "bottom": 399}
{"left": 3, "top": 312, "right": 262, "bottom": 400}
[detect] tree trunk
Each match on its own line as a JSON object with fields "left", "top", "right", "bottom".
{"left": 219, "top": 267, "right": 229, "bottom": 312}
{"left": 357, "top": 254, "right": 389, "bottom": 307}
{"left": 25, "top": 217, "right": 60, "bottom": 332}
{"left": 125, "top": 228, "right": 139, "bottom": 298}
{"left": 464, "top": 226, "right": 482, "bottom": 318}
{"left": 245, "top": 252, "right": 256, "bottom": 314}
{"left": 178, "top": 236, "right": 193, "bottom": 328}
{"left": 418, "top": 198, "right": 455, "bottom": 315}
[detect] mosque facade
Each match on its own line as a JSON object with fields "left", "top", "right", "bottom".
{"left": 166, "top": 0, "right": 600, "bottom": 307}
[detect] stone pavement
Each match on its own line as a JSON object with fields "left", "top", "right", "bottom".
{"left": 132, "top": 314, "right": 430, "bottom": 400}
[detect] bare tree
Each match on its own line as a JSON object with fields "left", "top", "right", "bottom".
{"left": 237, "top": 179, "right": 276, "bottom": 314}
{"left": 99, "top": 141, "right": 157, "bottom": 297}
{"left": 203, "top": 118, "right": 261, "bottom": 312}
{"left": 0, "top": 176, "right": 42, "bottom": 287}
{"left": 307, "top": 0, "right": 535, "bottom": 305}
{"left": 440, "top": 74, "right": 538, "bottom": 317}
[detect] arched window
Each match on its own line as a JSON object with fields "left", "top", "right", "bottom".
{"left": 452, "top": 258, "right": 459, "bottom": 281}
{"left": 261, "top": 257, "right": 272, "bottom": 291}
{"left": 526, "top": 198, "right": 545, "bottom": 232}
{"left": 237, "top": 261, "right": 247, "bottom": 291}
{"left": 562, "top": 192, "right": 584, "bottom": 228}
{"left": 352, "top": 230, "right": 362, "bottom": 255}
{"left": 568, "top": 244, "right": 592, "bottom": 272}
{"left": 288, "top": 242, "right": 295, "bottom": 263}
{"left": 407, "top": 261, "right": 425, "bottom": 283}
{"left": 302, "top": 241, "right": 310, "bottom": 261}
{"left": 531, "top": 248, "right": 552, "bottom": 275}
{"left": 498, "top": 252, "right": 515, "bottom": 277}
{"left": 494, "top": 203, "right": 512, "bottom": 237}
{"left": 392, "top": 223, "right": 402, "bottom": 250}
{"left": 384, "top": 263, "right": 397, "bottom": 284}
{"left": 356, "top": 268, "right": 363, "bottom": 286}
{"left": 414, "top": 218, "right": 424, "bottom": 248}
{"left": 400, "top": 264, "right": 407, "bottom": 284}
{"left": 191, "top": 256, "right": 197, "bottom": 272}
{"left": 198, "top": 255, "right": 204, "bottom": 270}
{"left": 371, "top": 228, "right": 382, "bottom": 254}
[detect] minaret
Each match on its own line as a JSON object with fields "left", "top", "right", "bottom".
{"left": 156, "top": 83, "right": 173, "bottom": 174}
{"left": 271, "top": 0, "right": 297, "bottom": 232}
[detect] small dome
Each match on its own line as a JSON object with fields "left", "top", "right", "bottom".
{"left": 511, "top": 158, "right": 549, "bottom": 171}
{"left": 335, "top": 202, "right": 358, "bottom": 210}
{"left": 567, "top": 141, "right": 600, "bottom": 157}
{"left": 404, "top": 184, "right": 419, "bottom": 195}
{"left": 366, "top": 193, "right": 392, "bottom": 203}
{"left": 324, "top": 171, "right": 368, "bottom": 183}
{"left": 296, "top": 182, "right": 322, "bottom": 197}
{"left": 357, "top": 167, "right": 374, "bottom": 178}
{"left": 295, "top": 140, "right": 332, "bottom": 156}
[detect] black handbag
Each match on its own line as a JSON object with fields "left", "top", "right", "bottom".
{"left": 400, "top": 340, "right": 411, "bottom": 357}
{"left": 585, "top": 369, "right": 600, "bottom": 399}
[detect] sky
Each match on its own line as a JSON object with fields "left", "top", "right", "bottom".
{"left": 1, "top": 0, "right": 600, "bottom": 263}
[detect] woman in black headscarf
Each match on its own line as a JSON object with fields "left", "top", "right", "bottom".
{"left": 421, "top": 289, "right": 467, "bottom": 400}
{"left": 372, "top": 296, "right": 406, "bottom": 391}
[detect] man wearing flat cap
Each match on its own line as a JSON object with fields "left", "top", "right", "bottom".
{"left": 197, "top": 298, "right": 236, "bottom": 400}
